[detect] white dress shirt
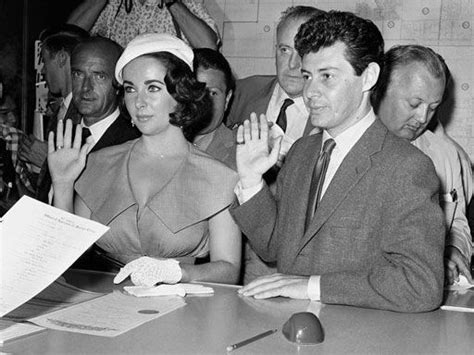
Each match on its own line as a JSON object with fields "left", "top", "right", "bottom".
{"left": 266, "top": 83, "right": 310, "bottom": 157}
{"left": 82, "top": 108, "right": 121, "bottom": 149}
{"left": 235, "top": 108, "right": 377, "bottom": 300}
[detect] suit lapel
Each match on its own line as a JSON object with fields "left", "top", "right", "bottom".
{"left": 243, "top": 78, "right": 277, "bottom": 120}
{"left": 293, "top": 120, "right": 387, "bottom": 259}
{"left": 91, "top": 113, "right": 140, "bottom": 153}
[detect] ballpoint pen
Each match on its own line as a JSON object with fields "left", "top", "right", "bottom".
{"left": 226, "top": 329, "right": 278, "bottom": 352}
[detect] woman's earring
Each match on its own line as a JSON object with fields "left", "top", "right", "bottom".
{"left": 131, "top": 120, "right": 135, "bottom": 127}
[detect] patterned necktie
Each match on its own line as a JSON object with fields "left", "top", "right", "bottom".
{"left": 305, "top": 138, "right": 336, "bottom": 230}
{"left": 276, "top": 98, "right": 294, "bottom": 133}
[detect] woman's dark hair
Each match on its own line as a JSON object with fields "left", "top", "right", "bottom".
{"left": 295, "top": 11, "right": 384, "bottom": 76}
{"left": 146, "top": 52, "right": 212, "bottom": 141}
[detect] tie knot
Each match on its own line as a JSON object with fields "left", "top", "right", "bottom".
{"left": 82, "top": 126, "right": 91, "bottom": 142}
{"left": 322, "top": 138, "right": 336, "bottom": 155}
{"left": 281, "top": 98, "right": 294, "bottom": 111}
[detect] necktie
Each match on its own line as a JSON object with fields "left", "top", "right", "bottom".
{"left": 276, "top": 98, "right": 294, "bottom": 133}
{"left": 305, "top": 138, "right": 336, "bottom": 230}
{"left": 57, "top": 100, "right": 68, "bottom": 122}
{"left": 82, "top": 126, "right": 91, "bottom": 145}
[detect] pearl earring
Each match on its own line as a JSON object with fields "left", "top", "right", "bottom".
{"left": 131, "top": 120, "right": 135, "bottom": 127}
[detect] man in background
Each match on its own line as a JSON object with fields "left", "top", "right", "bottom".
{"left": 36, "top": 36, "right": 140, "bottom": 203}
{"left": 372, "top": 44, "right": 472, "bottom": 285}
{"left": 225, "top": 5, "right": 324, "bottom": 284}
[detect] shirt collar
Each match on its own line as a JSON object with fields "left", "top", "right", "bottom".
{"left": 274, "top": 83, "right": 308, "bottom": 114}
{"left": 322, "top": 108, "right": 376, "bottom": 155}
{"left": 82, "top": 108, "right": 120, "bottom": 145}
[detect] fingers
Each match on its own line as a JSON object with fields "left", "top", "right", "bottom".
{"left": 73, "top": 124, "right": 83, "bottom": 149}
{"left": 113, "top": 261, "right": 136, "bottom": 284}
{"left": 48, "top": 131, "right": 56, "bottom": 153}
{"left": 56, "top": 119, "right": 64, "bottom": 149}
{"left": 236, "top": 124, "right": 244, "bottom": 145}
{"left": 456, "top": 257, "right": 473, "bottom": 284}
{"left": 63, "top": 120, "right": 73, "bottom": 149}
{"left": 239, "top": 273, "right": 283, "bottom": 296}
{"left": 268, "top": 136, "right": 282, "bottom": 167}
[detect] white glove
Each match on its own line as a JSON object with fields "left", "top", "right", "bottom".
{"left": 113, "top": 256, "right": 182, "bottom": 287}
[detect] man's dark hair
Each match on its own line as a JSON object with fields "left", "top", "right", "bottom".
{"left": 72, "top": 36, "right": 124, "bottom": 88}
{"left": 295, "top": 11, "right": 384, "bottom": 76}
{"left": 39, "top": 23, "right": 89, "bottom": 56}
{"left": 193, "top": 48, "right": 235, "bottom": 94}
{"left": 276, "top": 6, "right": 325, "bottom": 36}
{"left": 371, "top": 44, "right": 449, "bottom": 113}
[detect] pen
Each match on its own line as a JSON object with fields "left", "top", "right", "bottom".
{"left": 226, "top": 329, "right": 278, "bottom": 352}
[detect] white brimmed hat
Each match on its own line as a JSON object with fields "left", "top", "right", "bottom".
{"left": 115, "top": 33, "right": 194, "bottom": 84}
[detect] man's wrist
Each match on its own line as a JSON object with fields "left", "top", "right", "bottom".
{"left": 240, "top": 175, "right": 264, "bottom": 190}
{"left": 307, "top": 275, "right": 321, "bottom": 301}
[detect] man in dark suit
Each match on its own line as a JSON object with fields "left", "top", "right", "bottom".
{"left": 36, "top": 36, "right": 140, "bottom": 203}
{"left": 230, "top": 11, "right": 445, "bottom": 312}
{"left": 226, "top": 5, "right": 325, "bottom": 284}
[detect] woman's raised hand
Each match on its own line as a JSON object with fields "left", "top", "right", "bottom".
{"left": 236, "top": 113, "right": 281, "bottom": 189}
{"left": 48, "top": 119, "right": 92, "bottom": 186}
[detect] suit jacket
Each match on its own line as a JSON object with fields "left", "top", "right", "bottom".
{"left": 231, "top": 119, "right": 445, "bottom": 312}
{"left": 36, "top": 110, "right": 140, "bottom": 203}
{"left": 202, "top": 123, "right": 236, "bottom": 171}
{"left": 225, "top": 75, "right": 314, "bottom": 136}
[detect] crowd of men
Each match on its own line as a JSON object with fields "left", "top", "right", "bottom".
{"left": 10, "top": 1, "right": 474, "bottom": 312}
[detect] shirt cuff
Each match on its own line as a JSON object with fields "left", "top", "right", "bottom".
{"left": 307, "top": 275, "right": 321, "bottom": 301}
{"left": 234, "top": 179, "right": 264, "bottom": 205}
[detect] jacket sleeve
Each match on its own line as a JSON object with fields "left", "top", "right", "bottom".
{"left": 320, "top": 153, "right": 445, "bottom": 312}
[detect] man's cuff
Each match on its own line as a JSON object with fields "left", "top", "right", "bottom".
{"left": 234, "top": 179, "right": 264, "bottom": 205}
{"left": 307, "top": 275, "right": 321, "bottom": 301}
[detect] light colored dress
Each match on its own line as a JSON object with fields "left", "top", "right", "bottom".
{"left": 75, "top": 139, "right": 238, "bottom": 264}
{"left": 90, "top": 0, "right": 220, "bottom": 48}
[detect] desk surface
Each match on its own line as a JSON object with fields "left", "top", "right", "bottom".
{"left": 2, "top": 269, "right": 474, "bottom": 354}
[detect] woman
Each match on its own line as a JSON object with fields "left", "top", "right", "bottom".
{"left": 49, "top": 33, "right": 241, "bottom": 286}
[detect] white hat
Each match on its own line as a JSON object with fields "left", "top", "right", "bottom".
{"left": 115, "top": 33, "right": 194, "bottom": 84}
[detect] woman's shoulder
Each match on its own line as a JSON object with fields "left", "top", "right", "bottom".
{"left": 187, "top": 143, "right": 238, "bottom": 183}
{"left": 88, "top": 139, "right": 137, "bottom": 164}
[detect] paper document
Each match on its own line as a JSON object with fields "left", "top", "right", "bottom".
{"left": 30, "top": 291, "right": 186, "bottom": 337}
{"left": 124, "top": 283, "right": 214, "bottom": 297}
{"left": 0, "top": 319, "right": 45, "bottom": 345}
{"left": 0, "top": 196, "right": 110, "bottom": 317}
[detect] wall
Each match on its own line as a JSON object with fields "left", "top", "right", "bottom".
{"left": 203, "top": 0, "right": 474, "bottom": 162}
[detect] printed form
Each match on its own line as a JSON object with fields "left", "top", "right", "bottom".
{"left": 0, "top": 196, "right": 109, "bottom": 317}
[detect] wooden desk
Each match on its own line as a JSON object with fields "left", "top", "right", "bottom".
{"left": 2, "top": 269, "right": 474, "bottom": 354}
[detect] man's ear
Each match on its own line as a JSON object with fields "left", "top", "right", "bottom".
{"left": 362, "top": 62, "right": 380, "bottom": 92}
{"left": 57, "top": 50, "right": 69, "bottom": 68}
{"left": 224, "top": 89, "right": 233, "bottom": 111}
